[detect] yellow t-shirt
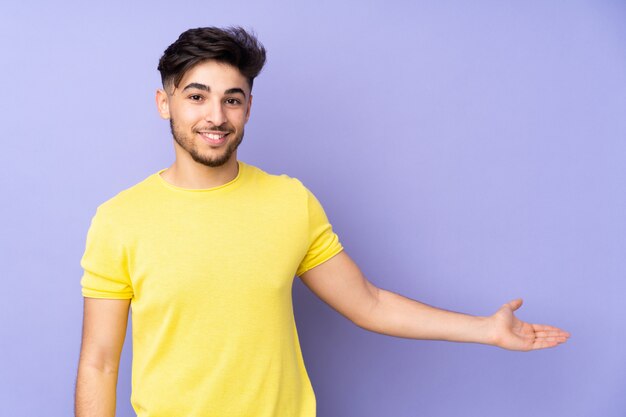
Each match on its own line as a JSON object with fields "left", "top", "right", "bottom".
{"left": 80, "top": 161, "right": 343, "bottom": 417}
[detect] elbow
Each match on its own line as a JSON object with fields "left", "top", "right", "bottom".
{"left": 353, "top": 285, "right": 381, "bottom": 330}
{"left": 78, "top": 359, "right": 120, "bottom": 376}
{"left": 78, "top": 347, "right": 121, "bottom": 376}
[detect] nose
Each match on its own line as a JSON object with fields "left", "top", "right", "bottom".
{"left": 204, "top": 98, "right": 227, "bottom": 126}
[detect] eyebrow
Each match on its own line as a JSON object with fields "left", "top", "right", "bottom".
{"left": 182, "top": 83, "right": 247, "bottom": 98}
{"left": 225, "top": 88, "right": 246, "bottom": 97}
{"left": 182, "top": 82, "right": 210, "bottom": 92}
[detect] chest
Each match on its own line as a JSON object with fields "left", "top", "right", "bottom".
{"left": 127, "top": 196, "right": 308, "bottom": 305}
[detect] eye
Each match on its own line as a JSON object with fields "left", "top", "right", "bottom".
{"left": 189, "top": 94, "right": 204, "bottom": 102}
{"left": 224, "top": 98, "right": 242, "bottom": 106}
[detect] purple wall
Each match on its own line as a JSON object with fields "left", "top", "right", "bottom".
{"left": 1, "top": 1, "right": 624, "bottom": 416}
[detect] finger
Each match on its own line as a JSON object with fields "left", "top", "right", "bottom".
{"left": 505, "top": 298, "right": 523, "bottom": 311}
{"left": 534, "top": 334, "right": 569, "bottom": 343}
{"left": 534, "top": 330, "right": 571, "bottom": 339}
{"left": 533, "top": 334, "right": 570, "bottom": 343}
{"left": 532, "top": 339, "right": 561, "bottom": 350}
{"left": 532, "top": 324, "right": 571, "bottom": 337}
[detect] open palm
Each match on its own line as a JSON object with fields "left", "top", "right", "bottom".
{"left": 490, "top": 299, "right": 570, "bottom": 351}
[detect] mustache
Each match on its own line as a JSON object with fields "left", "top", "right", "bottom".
{"left": 195, "top": 124, "right": 231, "bottom": 132}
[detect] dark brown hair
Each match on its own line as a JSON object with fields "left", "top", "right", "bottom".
{"left": 157, "top": 26, "right": 266, "bottom": 91}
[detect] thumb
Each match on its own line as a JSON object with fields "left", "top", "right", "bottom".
{"left": 505, "top": 298, "right": 523, "bottom": 312}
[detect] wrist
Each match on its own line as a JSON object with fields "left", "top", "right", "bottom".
{"left": 476, "top": 315, "right": 498, "bottom": 346}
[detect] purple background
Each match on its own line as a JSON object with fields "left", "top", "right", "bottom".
{"left": 1, "top": 1, "right": 625, "bottom": 416}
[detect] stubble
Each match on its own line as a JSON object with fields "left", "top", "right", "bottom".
{"left": 169, "top": 119, "right": 244, "bottom": 168}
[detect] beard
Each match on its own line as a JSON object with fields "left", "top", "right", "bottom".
{"left": 169, "top": 118, "right": 244, "bottom": 168}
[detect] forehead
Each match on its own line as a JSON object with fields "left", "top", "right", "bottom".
{"left": 177, "top": 60, "right": 249, "bottom": 93}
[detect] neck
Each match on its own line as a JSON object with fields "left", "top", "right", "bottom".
{"left": 160, "top": 155, "right": 240, "bottom": 189}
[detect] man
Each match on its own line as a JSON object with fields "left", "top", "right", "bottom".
{"left": 75, "top": 27, "right": 570, "bottom": 417}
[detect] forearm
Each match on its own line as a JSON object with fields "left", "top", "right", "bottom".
{"left": 75, "top": 362, "right": 118, "bottom": 417}
{"left": 358, "top": 288, "right": 494, "bottom": 345}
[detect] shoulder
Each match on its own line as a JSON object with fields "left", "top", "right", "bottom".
{"left": 242, "top": 162, "right": 309, "bottom": 197}
{"left": 91, "top": 172, "right": 156, "bottom": 221}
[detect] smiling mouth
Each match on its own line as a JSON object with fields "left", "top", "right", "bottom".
{"left": 198, "top": 131, "right": 229, "bottom": 145}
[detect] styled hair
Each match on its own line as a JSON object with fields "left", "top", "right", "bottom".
{"left": 157, "top": 26, "right": 266, "bottom": 91}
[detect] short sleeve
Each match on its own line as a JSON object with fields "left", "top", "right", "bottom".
{"left": 80, "top": 207, "right": 134, "bottom": 299}
{"left": 296, "top": 187, "right": 343, "bottom": 276}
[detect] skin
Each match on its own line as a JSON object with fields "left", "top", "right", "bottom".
{"left": 301, "top": 252, "right": 570, "bottom": 351}
{"left": 76, "top": 298, "right": 129, "bottom": 417}
{"left": 75, "top": 57, "right": 570, "bottom": 417}
{"left": 155, "top": 60, "right": 252, "bottom": 189}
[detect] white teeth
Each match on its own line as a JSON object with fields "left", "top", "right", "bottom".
{"left": 206, "top": 133, "right": 225, "bottom": 140}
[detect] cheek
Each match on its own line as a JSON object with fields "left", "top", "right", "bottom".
{"left": 171, "top": 106, "right": 203, "bottom": 125}
{"left": 228, "top": 110, "right": 248, "bottom": 127}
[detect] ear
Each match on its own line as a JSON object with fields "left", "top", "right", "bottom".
{"left": 156, "top": 89, "right": 170, "bottom": 119}
{"left": 245, "top": 94, "right": 253, "bottom": 123}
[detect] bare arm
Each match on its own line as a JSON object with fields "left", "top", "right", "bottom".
{"left": 75, "top": 297, "right": 130, "bottom": 417}
{"left": 300, "top": 251, "right": 570, "bottom": 350}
